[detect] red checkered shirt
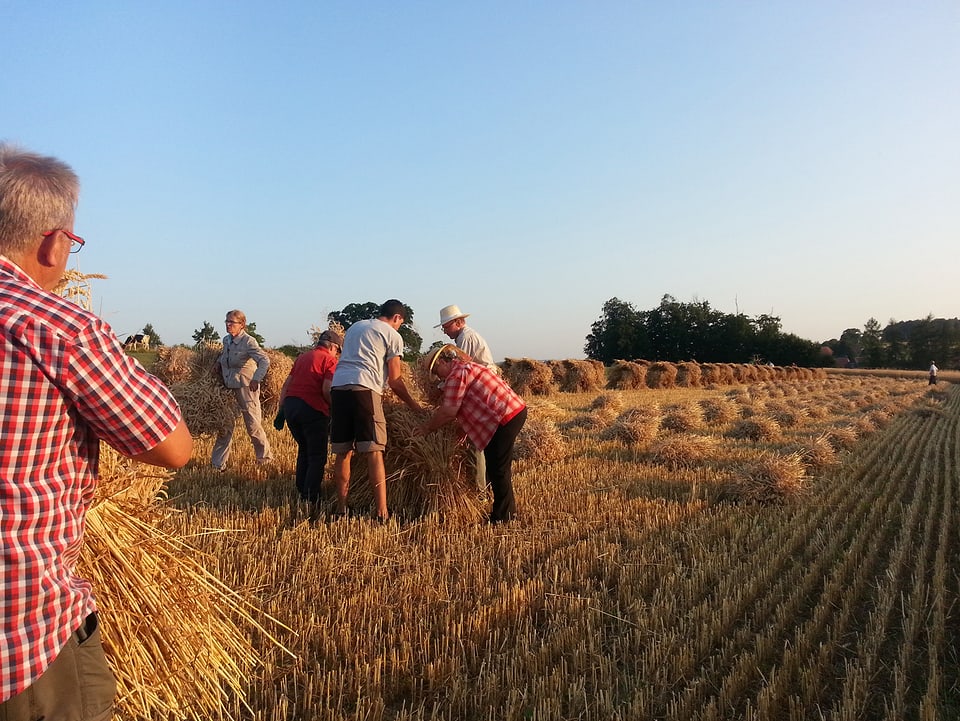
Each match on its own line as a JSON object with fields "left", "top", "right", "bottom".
{"left": 0, "top": 257, "right": 183, "bottom": 701}
{"left": 440, "top": 360, "right": 525, "bottom": 450}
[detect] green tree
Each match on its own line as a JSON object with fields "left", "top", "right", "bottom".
{"left": 861, "top": 318, "right": 885, "bottom": 367}
{"left": 192, "top": 321, "right": 219, "bottom": 346}
{"left": 584, "top": 297, "right": 646, "bottom": 364}
{"left": 141, "top": 323, "right": 162, "bottom": 348}
{"left": 245, "top": 321, "right": 265, "bottom": 347}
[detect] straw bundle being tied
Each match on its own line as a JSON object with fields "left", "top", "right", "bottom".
{"left": 345, "top": 397, "right": 485, "bottom": 521}
{"left": 79, "top": 448, "right": 290, "bottom": 720}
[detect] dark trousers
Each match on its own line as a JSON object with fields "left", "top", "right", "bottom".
{"left": 0, "top": 613, "right": 116, "bottom": 721}
{"left": 283, "top": 397, "right": 331, "bottom": 503}
{"left": 483, "top": 407, "right": 527, "bottom": 523}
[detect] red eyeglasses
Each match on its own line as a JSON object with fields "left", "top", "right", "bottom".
{"left": 42, "top": 229, "right": 85, "bottom": 254}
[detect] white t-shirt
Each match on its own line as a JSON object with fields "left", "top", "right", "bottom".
{"left": 331, "top": 318, "right": 404, "bottom": 392}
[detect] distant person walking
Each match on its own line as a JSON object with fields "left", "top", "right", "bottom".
{"left": 278, "top": 329, "right": 342, "bottom": 511}
{"left": 212, "top": 310, "right": 273, "bottom": 470}
{"left": 929, "top": 361, "right": 938, "bottom": 385}
{"left": 330, "top": 300, "right": 422, "bottom": 521}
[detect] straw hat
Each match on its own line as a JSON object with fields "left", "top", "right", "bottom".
{"left": 434, "top": 304, "right": 470, "bottom": 328}
{"left": 420, "top": 344, "right": 461, "bottom": 376}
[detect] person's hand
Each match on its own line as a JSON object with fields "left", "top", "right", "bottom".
{"left": 273, "top": 409, "right": 285, "bottom": 431}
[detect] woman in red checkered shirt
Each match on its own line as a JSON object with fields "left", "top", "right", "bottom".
{"left": 416, "top": 346, "right": 527, "bottom": 523}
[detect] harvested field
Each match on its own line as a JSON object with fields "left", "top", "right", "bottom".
{"left": 116, "top": 367, "right": 960, "bottom": 719}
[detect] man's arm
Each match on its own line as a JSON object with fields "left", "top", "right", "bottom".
{"left": 386, "top": 356, "right": 422, "bottom": 412}
{"left": 129, "top": 418, "right": 193, "bottom": 468}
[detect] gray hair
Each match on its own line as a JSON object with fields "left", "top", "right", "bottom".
{"left": 0, "top": 144, "right": 79, "bottom": 257}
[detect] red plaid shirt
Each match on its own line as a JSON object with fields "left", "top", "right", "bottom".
{"left": 441, "top": 360, "right": 525, "bottom": 450}
{"left": 0, "top": 257, "right": 183, "bottom": 701}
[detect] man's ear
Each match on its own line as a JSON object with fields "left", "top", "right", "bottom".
{"left": 36, "top": 230, "right": 65, "bottom": 268}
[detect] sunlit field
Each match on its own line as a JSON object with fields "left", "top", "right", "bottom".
{"left": 121, "top": 371, "right": 958, "bottom": 720}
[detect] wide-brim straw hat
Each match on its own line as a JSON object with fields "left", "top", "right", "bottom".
{"left": 434, "top": 304, "right": 470, "bottom": 328}
{"left": 420, "top": 344, "right": 461, "bottom": 376}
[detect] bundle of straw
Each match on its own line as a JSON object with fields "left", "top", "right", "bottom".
{"left": 606, "top": 360, "right": 647, "bottom": 390}
{"left": 260, "top": 349, "right": 293, "bottom": 418}
{"left": 599, "top": 406, "right": 661, "bottom": 446}
{"left": 556, "top": 359, "right": 605, "bottom": 393}
{"left": 78, "top": 449, "right": 290, "bottom": 720}
{"left": 724, "top": 451, "right": 809, "bottom": 504}
{"left": 345, "top": 399, "right": 485, "bottom": 520}
{"left": 646, "top": 362, "right": 678, "bottom": 389}
{"left": 514, "top": 417, "right": 567, "bottom": 463}
{"left": 153, "top": 346, "right": 197, "bottom": 385}
{"left": 675, "top": 361, "right": 702, "bottom": 388}
{"left": 501, "top": 358, "right": 556, "bottom": 396}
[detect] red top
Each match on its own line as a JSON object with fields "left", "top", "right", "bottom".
{"left": 0, "top": 257, "right": 183, "bottom": 701}
{"left": 285, "top": 345, "right": 338, "bottom": 414}
{"left": 441, "top": 360, "right": 526, "bottom": 450}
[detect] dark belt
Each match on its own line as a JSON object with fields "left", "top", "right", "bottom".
{"left": 75, "top": 612, "right": 99, "bottom": 643}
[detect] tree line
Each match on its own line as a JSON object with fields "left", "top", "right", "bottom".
{"left": 584, "top": 295, "right": 825, "bottom": 367}
{"left": 824, "top": 316, "right": 960, "bottom": 370}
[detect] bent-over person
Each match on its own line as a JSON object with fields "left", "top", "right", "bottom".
{"left": 415, "top": 345, "right": 526, "bottom": 523}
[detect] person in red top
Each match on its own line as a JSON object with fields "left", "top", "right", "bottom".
{"left": 415, "top": 345, "right": 527, "bottom": 523}
{"left": 278, "top": 329, "right": 342, "bottom": 511}
{"left": 0, "top": 145, "right": 193, "bottom": 720}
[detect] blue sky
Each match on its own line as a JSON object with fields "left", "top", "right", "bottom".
{"left": 3, "top": 1, "right": 958, "bottom": 360}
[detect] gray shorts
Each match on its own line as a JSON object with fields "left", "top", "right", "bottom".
{"left": 330, "top": 387, "right": 387, "bottom": 453}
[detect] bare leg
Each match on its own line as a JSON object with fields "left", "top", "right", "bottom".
{"left": 334, "top": 451, "right": 353, "bottom": 514}
{"left": 367, "top": 450, "right": 388, "bottom": 519}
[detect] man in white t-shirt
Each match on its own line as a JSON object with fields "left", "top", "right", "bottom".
{"left": 329, "top": 300, "right": 422, "bottom": 521}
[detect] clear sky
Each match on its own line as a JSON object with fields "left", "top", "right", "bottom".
{"left": 3, "top": 1, "right": 957, "bottom": 361}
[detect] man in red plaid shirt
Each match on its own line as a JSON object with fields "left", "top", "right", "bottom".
{"left": 0, "top": 145, "right": 193, "bottom": 720}
{"left": 416, "top": 345, "right": 527, "bottom": 523}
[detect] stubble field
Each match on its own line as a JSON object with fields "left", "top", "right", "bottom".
{"left": 135, "top": 371, "right": 960, "bottom": 720}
